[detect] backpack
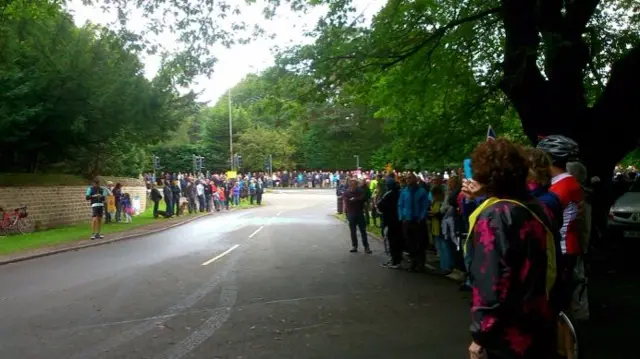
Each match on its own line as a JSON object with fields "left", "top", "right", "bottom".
{"left": 464, "top": 197, "right": 557, "bottom": 298}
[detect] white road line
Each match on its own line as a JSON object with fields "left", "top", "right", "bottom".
{"left": 201, "top": 244, "right": 240, "bottom": 266}
{"left": 276, "top": 211, "right": 282, "bottom": 216}
{"left": 248, "top": 226, "right": 264, "bottom": 238}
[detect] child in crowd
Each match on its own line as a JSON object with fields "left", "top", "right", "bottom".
{"left": 120, "top": 193, "right": 133, "bottom": 223}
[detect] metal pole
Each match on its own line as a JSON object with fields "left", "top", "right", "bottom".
{"left": 270, "top": 154, "right": 273, "bottom": 175}
{"left": 228, "top": 89, "right": 233, "bottom": 170}
{"left": 354, "top": 155, "right": 359, "bottom": 169}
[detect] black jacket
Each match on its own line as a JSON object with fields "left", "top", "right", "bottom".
{"left": 377, "top": 188, "right": 400, "bottom": 225}
{"left": 150, "top": 188, "right": 162, "bottom": 202}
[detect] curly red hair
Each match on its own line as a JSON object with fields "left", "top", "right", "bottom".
{"left": 470, "top": 138, "right": 529, "bottom": 199}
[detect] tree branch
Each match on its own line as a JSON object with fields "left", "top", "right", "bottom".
{"left": 499, "top": 0, "right": 549, "bottom": 142}
{"left": 592, "top": 43, "right": 640, "bottom": 162}
{"left": 380, "top": 6, "right": 501, "bottom": 70}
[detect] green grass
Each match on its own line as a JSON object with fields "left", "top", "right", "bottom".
{"left": 0, "top": 206, "right": 192, "bottom": 255}
{"left": 0, "top": 199, "right": 265, "bottom": 256}
{"left": 334, "top": 212, "right": 381, "bottom": 237}
{"left": 0, "top": 173, "right": 88, "bottom": 186}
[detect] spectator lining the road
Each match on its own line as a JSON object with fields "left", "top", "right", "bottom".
{"left": 344, "top": 178, "right": 371, "bottom": 254}
{"left": 398, "top": 173, "right": 429, "bottom": 272}
{"left": 378, "top": 176, "right": 402, "bottom": 268}
{"left": 121, "top": 193, "right": 133, "bottom": 223}
{"left": 463, "top": 138, "right": 558, "bottom": 359}
{"left": 85, "top": 179, "right": 105, "bottom": 240}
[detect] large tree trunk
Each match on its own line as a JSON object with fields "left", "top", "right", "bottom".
{"left": 499, "top": 0, "right": 640, "bottom": 247}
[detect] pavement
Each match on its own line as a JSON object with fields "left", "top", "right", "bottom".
{"left": 0, "top": 190, "right": 472, "bottom": 359}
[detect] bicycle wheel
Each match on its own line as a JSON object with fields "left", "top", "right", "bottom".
{"left": 16, "top": 218, "right": 33, "bottom": 234}
{"left": 557, "top": 311, "right": 579, "bottom": 359}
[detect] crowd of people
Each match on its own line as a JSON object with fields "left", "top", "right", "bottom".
{"left": 336, "top": 135, "right": 600, "bottom": 359}
{"left": 145, "top": 172, "right": 267, "bottom": 218}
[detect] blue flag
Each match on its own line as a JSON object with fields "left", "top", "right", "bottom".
{"left": 487, "top": 125, "right": 496, "bottom": 141}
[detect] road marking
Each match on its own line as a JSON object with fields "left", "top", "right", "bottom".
{"left": 248, "top": 226, "right": 264, "bottom": 238}
{"left": 201, "top": 244, "right": 240, "bottom": 266}
{"left": 276, "top": 211, "right": 282, "bottom": 216}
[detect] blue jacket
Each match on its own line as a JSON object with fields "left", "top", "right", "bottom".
{"left": 398, "top": 186, "right": 429, "bottom": 221}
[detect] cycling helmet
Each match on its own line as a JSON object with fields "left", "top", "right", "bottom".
{"left": 536, "top": 135, "right": 579, "bottom": 164}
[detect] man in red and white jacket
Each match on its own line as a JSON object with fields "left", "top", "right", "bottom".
{"left": 537, "top": 135, "right": 589, "bottom": 322}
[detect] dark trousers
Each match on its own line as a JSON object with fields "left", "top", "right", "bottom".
{"left": 173, "top": 196, "right": 180, "bottom": 215}
{"left": 153, "top": 200, "right": 169, "bottom": 218}
{"left": 387, "top": 222, "right": 403, "bottom": 265}
{"left": 198, "top": 195, "right": 205, "bottom": 212}
{"left": 363, "top": 202, "right": 370, "bottom": 225}
{"left": 403, "top": 220, "right": 426, "bottom": 269}
{"left": 347, "top": 212, "right": 369, "bottom": 249}
{"left": 188, "top": 197, "right": 196, "bottom": 213}
{"left": 165, "top": 199, "right": 173, "bottom": 216}
{"left": 250, "top": 193, "right": 255, "bottom": 205}
{"left": 115, "top": 201, "right": 122, "bottom": 222}
{"left": 205, "top": 194, "right": 211, "bottom": 211}
{"left": 153, "top": 200, "right": 160, "bottom": 217}
{"left": 256, "top": 192, "right": 263, "bottom": 205}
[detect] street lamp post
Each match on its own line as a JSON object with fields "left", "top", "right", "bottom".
{"left": 228, "top": 88, "right": 233, "bottom": 170}
{"left": 353, "top": 155, "right": 359, "bottom": 170}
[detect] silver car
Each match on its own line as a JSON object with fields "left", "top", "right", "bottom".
{"left": 608, "top": 180, "right": 640, "bottom": 238}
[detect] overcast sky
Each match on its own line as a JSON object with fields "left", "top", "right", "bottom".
{"left": 66, "top": 0, "right": 385, "bottom": 105}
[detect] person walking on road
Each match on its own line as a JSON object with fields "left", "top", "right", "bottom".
{"left": 85, "top": 178, "right": 106, "bottom": 240}
{"left": 398, "top": 173, "right": 429, "bottom": 272}
{"left": 344, "top": 179, "right": 371, "bottom": 254}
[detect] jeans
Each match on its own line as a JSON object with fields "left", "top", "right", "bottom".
{"left": 165, "top": 198, "right": 173, "bottom": 216}
{"left": 347, "top": 212, "right": 369, "bottom": 249}
{"left": 256, "top": 192, "right": 263, "bottom": 205}
{"left": 198, "top": 195, "right": 205, "bottom": 212}
{"left": 233, "top": 194, "right": 240, "bottom": 206}
{"left": 115, "top": 201, "right": 122, "bottom": 222}
{"left": 173, "top": 196, "right": 181, "bottom": 215}
{"left": 205, "top": 194, "right": 211, "bottom": 212}
{"left": 434, "top": 235, "right": 455, "bottom": 272}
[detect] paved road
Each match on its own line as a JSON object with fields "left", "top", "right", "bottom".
{"left": 0, "top": 190, "right": 471, "bottom": 359}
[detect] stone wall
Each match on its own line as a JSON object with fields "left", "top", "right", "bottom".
{"left": 0, "top": 176, "right": 147, "bottom": 230}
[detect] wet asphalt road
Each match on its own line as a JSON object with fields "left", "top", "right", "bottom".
{"left": 0, "top": 190, "right": 471, "bottom": 359}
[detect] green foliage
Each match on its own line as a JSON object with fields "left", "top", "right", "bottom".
{"left": 0, "top": 0, "right": 197, "bottom": 178}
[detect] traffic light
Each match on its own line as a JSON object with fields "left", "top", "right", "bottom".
{"left": 237, "top": 154, "right": 243, "bottom": 168}
{"left": 264, "top": 156, "right": 270, "bottom": 171}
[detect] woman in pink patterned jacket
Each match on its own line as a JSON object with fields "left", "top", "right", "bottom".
{"left": 463, "top": 138, "right": 560, "bottom": 359}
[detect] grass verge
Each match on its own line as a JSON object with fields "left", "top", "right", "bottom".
{"left": 0, "top": 198, "right": 263, "bottom": 256}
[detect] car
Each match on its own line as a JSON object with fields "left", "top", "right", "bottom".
{"left": 608, "top": 180, "right": 640, "bottom": 239}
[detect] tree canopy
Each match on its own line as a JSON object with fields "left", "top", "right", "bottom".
{"left": 2, "top": 0, "right": 639, "bottom": 177}
{"left": 0, "top": 0, "right": 197, "bottom": 178}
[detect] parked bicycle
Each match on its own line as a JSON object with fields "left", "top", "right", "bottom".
{"left": 0, "top": 206, "right": 32, "bottom": 235}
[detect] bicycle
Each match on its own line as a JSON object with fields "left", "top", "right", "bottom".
{"left": 557, "top": 310, "right": 580, "bottom": 359}
{"left": 0, "top": 206, "right": 32, "bottom": 235}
